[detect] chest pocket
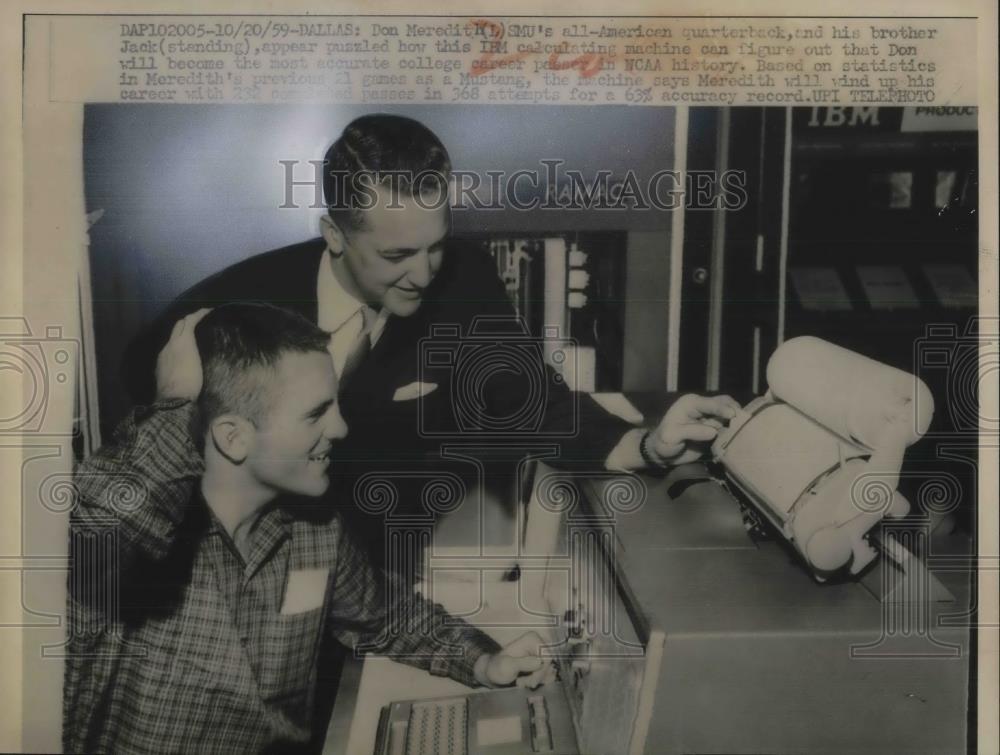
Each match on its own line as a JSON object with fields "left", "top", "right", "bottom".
{"left": 256, "top": 583, "right": 328, "bottom": 708}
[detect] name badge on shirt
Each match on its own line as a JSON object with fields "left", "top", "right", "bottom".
{"left": 279, "top": 568, "right": 329, "bottom": 615}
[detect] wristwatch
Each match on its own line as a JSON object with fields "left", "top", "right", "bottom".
{"left": 639, "top": 429, "right": 669, "bottom": 469}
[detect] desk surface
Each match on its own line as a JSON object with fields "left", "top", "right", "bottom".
{"left": 581, "top": 471, "right": 972, "bottom": 632}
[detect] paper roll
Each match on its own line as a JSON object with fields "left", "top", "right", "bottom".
{"left": 766, "top": 336, "right": 934, "bottom": 450}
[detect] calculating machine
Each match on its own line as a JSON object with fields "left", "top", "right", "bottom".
{"left": 711, "top": 336, "right": 935, "bottom": 578}
{"left": 372, "top": 336, "right": 965, "bottom": 755}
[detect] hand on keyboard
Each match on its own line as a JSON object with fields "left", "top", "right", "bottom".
{"left": 474, "top": 631, "right": 557, "bottom": 689}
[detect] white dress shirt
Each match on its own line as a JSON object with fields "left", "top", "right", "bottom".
{"left": 316, "top": 251, "right": 388, "bottom": 378}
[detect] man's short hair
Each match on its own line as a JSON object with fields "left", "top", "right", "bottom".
{"left": 323, "top": 114, "right": 452, "bottom": 233}
{"left": 192, "top": 303, "right": 331, "bottom": 441}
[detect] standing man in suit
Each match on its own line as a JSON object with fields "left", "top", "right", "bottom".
{"left": 123, "top": 114, "right": 739, "bottom": 561}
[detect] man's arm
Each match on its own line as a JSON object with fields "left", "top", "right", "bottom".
{"left": 604, "top": 393, "right": 742, "bottom": 471}
{"left": 70, "top": 400, "right": 204, "bottom": 574}
{"left": 72, "top": 310, "right": 208, "bottom": 599}
{"left": 440, "top": 245, "right": 632, "bottom": 466}
{"left": 452, "top": 246, "right": 739, "bottom": 471}
{"left": 327, "top": 524, "right": 552, "bottom": 689}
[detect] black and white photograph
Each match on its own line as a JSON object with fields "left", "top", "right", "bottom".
{"left": 3, "top": 7, "right": 997, "bottom": 755}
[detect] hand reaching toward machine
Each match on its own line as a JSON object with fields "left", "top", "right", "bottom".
{"left": 645, "top": 393, "right": 741, "bottom": 466}
{"left": 474, "top": 631, "right": 557, "bottom": 689}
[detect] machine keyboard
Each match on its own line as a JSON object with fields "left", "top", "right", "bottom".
{"left": 405, "top": 697, "right": 468, "bottom": 755}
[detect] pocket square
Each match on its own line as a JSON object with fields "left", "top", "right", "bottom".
{"left": 280, "top": 568, "right": 329, "bottom": 615}
{"left": 393, "top": 382, "right": 438, "bottom": 401}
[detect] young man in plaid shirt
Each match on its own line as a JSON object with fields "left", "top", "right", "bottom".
{"left": 64, "top": 303, "right": 554, "bottom": 754}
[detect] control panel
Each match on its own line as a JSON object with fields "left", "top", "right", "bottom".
{"left": 527, "top": 694, "right": 553, "bottom": 752}
{"left": 542, "top": 522, "right": 656, "bottom": 755}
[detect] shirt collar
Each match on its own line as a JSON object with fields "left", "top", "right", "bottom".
{"left": 317, "top": 249, "right": 367, "bottom": 335}
{"left": 316, "top": 248, "right": 390, "bottom": 344}
{"left": 206, "top": 501, "right": 292, "bottom": 573}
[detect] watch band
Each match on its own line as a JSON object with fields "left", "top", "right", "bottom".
{"left": 639, "top": 429, "right": 668, "bottom": 469}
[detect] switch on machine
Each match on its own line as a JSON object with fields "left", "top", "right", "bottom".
{"left": 527, "top": 694, "right": 553, "bottom": 752}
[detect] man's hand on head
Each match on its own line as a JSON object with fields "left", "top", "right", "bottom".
{"left": 473, "top": 631, "right": 557, "bottom": 689}
{"left": 646, "top": 393, "right": 741, "bottom": 467}
{"left": 155, "top": 308, "right": 211, "bottom": 401}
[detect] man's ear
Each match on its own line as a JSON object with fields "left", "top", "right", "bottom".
{"left": 209, "top": 414, "right": 254, "bottom": 463}
{"left": 319, "top": 214, "right": 346, "bottom": 257}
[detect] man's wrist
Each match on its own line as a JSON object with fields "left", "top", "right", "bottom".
{"left": 639, "top": 429, "right": 671, "bottom": 468}
{"left": 473, "top": 652, "right": 494, "bottom": 687}
{"left": 604, "top": 427, "right": 646, "bottom": 472}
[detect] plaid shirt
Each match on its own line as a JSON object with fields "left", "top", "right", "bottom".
{"left": 64, "top": 401, "right": 501, "bottom": 754}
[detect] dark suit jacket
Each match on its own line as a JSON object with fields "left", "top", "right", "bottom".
{"left": 123, "top": 237, "right": 635, "bottom": 557}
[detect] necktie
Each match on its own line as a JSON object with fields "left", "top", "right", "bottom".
{"left": 338, "top": 306, "right": 373, "bottom": 393}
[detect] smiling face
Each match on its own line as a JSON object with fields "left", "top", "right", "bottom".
{"left": 245, "top": 350, "right": 347, "bottom": 498}
{"left": 322, "top": 184, "right": 449, "bottom": 318}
